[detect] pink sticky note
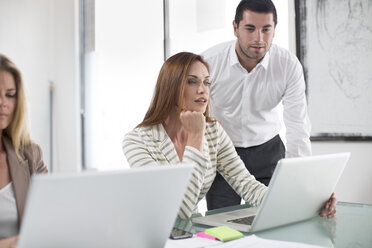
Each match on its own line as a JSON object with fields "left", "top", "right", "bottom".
{"left": 197, "top": 231, "right": 218, "bottom": 240}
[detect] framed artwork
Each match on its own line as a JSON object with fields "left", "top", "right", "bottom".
{"left": 295, "top": 0, "right": 372, "bottom": 141}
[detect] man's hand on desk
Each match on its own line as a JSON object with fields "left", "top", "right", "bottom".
{"left": 0, "top": 235, "right": 18, "bottom": 248}
{"left": 319, "top": 192, "right": 337, "bottom": 218}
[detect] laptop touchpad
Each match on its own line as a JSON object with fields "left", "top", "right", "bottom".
{"left": 227, "top": 215, "right": 255, "bottom": 225}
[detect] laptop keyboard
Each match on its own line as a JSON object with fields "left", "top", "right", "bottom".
{"left": 227, "top": 215, "right": 256, "bottom": 225}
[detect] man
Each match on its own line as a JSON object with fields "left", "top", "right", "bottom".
{"left": 202, "top": 0, "right": 311, "bottom": 210}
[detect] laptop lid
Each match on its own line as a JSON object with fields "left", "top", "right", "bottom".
{"left": 18, "top": 164, "right": 193, "bottom": 248}
{"left": 250, "top": 152, "right": 349, "bottom": 232}
{"left": 192, "top": 153, "right": 350, "bottom": 233}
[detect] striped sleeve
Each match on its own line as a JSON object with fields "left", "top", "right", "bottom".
{"left": 179, "top": 146, "right": 210, "bottom": 218}
{"left": 122, "top": 129, "right": 159, "bottom": 167}
{"left": 215, "top": 123, "right": 268, "bottom": 206}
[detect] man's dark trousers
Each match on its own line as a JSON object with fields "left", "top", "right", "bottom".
{"left": 206, "top": 134, "right": 285, "bottom": 210}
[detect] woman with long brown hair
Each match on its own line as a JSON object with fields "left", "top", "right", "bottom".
{"left": 122, "top": 52, "right": 337, "bottom": 219}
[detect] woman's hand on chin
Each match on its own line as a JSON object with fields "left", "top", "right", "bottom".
{"left": 180, "top": 110, "right": 205, "bottom": 152}
{"left": 180, "top": 110, "right": 205, "bottom": 135}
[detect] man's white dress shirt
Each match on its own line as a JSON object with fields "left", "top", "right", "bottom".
{"left": 202, "top": 40, "right": 311, "bottom": 157}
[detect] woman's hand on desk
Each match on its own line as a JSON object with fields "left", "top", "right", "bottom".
{"left": 320, "top": 192, "right": 337, "bottom": 218}
{"left": 0, "top": 235, "right": 18, "bottom": 248}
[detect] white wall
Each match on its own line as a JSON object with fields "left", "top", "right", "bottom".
{"left": 0, "top": 0, "right": 81, "bottom": 173}
{"left": 312, "top": 142, "right": 372, "bottom": 204}
{"left": 168, "top": 0, "right": 240, "bottom": 56}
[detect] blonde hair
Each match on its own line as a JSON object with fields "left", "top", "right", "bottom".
{"left": 0, "top": 54, "right": 32, "bottom": 160}
{"left": 138, "top": 52, "right": 214, "bottom": 127}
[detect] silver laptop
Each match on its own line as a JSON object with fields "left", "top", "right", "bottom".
{"left": 192, "top": 153, "right": 350, "bottom": 233}
{"left": 18, "top": 164, "right": 193, "bottom": 248}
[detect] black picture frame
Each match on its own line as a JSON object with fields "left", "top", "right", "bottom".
{"left": 294, "top": 0, "right": 372, "bottom": 141}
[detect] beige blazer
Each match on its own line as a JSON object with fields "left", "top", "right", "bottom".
{"left": 5, "top": 135, "right": 48, "bottom": 226}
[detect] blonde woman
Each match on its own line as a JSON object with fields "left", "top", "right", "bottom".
{"left": 0, "top": 54, "right": 47, "bottom": 247}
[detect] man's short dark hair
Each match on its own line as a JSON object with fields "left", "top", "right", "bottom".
{"left": 235, "top": 0, "right": 277, "bottom": 27}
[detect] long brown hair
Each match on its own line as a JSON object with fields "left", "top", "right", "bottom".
{"left": 138, "top": 52, "right": 214, "bottom": 127}
{"left": 0, "top": 54, "right": 32, "bottom": 160}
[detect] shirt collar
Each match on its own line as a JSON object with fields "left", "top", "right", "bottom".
{"left": 229, "top": 41, "right": 271, "bottom": 71}
{"left": 229, "top": 41, "right": 240, "bottom": 67}
{"left": 260, "top": 47, "right": 271, "bottom": 69}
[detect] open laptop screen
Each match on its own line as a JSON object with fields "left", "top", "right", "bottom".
{"left": 18, "top": 164, "right": 193, "bottom": 248}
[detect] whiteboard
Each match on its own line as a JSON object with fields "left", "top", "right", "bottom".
{"left": 296, "top": 0, "right": 372, "bottom": 140}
